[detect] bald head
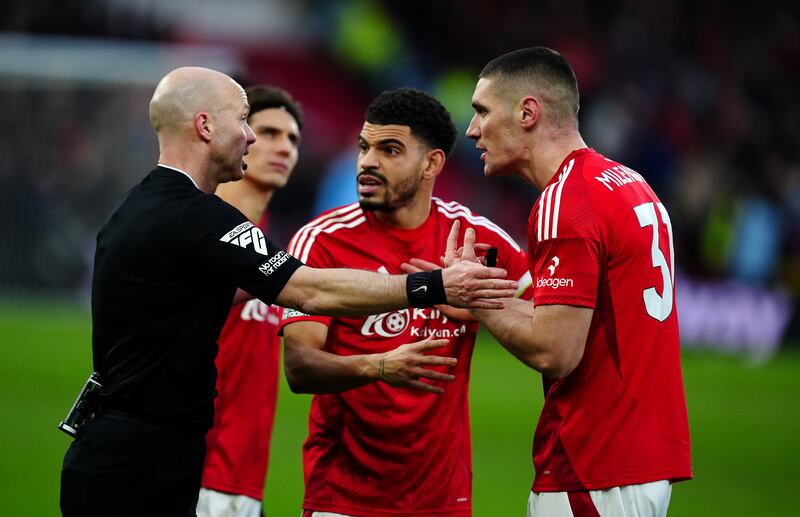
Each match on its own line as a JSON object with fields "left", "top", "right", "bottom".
{"left": 149, "top": 67, "right": 242, "bottom": 136}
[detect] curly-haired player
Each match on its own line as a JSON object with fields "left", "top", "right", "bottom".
{"left": 280, "top": 88, "right": 533, "bottom": 516}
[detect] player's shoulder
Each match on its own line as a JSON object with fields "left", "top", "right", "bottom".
{"left": 569, "top": 149, "right": 647, "bottom": 196}
{"left": 550, "top": 148, "right": 605, "bottom": 189}
{"left": 540, "top": 148, "right": 630, "bottom": 207}
{"left": 287, "top": 202, "right": 366, "bottom": 259}
{"left": 535, "top": 149, "right": 650, "bottom": 242}
{"left": 432, "top": 197, "right": 521, "bottom": 252}
{"left": 533, "top": 151, "right": 603, "bottom": 242}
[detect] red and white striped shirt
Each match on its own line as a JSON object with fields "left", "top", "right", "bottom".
{"left": 527, "top": 147, "right": 692, "bottom": 491}
{"left": 281, "top": 199, "right": 532, "bottom": 516}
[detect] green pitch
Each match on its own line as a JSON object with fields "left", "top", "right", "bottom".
{"left": 1, "top": 300, "right": 798, "bottom": 516}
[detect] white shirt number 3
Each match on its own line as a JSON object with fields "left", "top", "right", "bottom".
{"left": 634, "top": 202, "right": 675, "bottom": 322}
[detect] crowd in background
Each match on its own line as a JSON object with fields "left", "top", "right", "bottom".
{"left": 1, "top": 0, "right": 797, "bottom": 344}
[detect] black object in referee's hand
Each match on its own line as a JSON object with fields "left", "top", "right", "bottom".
{"left": 485, "top": 247, "right": 498, "bottom": 267}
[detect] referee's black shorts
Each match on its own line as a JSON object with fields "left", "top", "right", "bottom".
{"left": 60, "top": 410, "right": 206, "bottom": 517}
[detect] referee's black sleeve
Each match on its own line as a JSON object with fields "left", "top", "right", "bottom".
{"left": 179, "top": 194, "right": 303, "bottom": 304}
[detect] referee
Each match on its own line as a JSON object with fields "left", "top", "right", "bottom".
{"left": 59, "top": 67, "right": 518, "bottom": 516}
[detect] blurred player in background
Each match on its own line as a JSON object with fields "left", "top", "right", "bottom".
{"left": 280, "top": 88, "right": 533, "bottom": 517}
{"left": 460, "top": 47, "right": 692, "bottom": 516}
{"left": 197, "top": 85, "right": 303, "bottom": 517}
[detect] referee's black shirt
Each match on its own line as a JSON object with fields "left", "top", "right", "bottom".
{"left": 91, "top": 166, "right": 302, "bottom": 432}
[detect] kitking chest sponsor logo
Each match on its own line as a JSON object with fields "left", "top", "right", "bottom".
{"left": 361, "top": 265, "right": 467, "bottom": 338}
{"left": 362, "top": 309, "right": 411, "bottom": 337}
{"left": 361, "top": 308, "right": 467, "bottom": 339}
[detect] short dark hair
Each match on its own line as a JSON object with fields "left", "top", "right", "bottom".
{"left": 480, "top": 47, "right": 580, "bottom": 120}
{"left": 365, "top": 88, "right": 457, "bottom": 156}
{"left": 245, "top": 85, "right": 303, "bottom": 130}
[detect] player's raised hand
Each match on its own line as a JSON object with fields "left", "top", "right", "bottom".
{"left": 378, "top": 338, "right": 457, "bottom": 394}
{"left": 441, "top": 221, "right": 517, "bottom": 309}
{"left": 443, "top": 221, "right": 495, "bottom": 263}
{"left": 444, "top": 220, "right": 463, "bottom": 267}
{"left": 460, "top": 226, "right": 479, "bottom": 262}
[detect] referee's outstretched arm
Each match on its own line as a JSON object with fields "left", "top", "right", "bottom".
{"left": 276, "top": 219, "right": 517, "bottom": 315}
{"left": 277, "top": 260, "right": 517, "bottom": 317}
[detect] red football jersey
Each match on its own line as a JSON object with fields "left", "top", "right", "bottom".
{"left": 202, "top": 217, "right": 282, "bottom": 501}
{"left": 280, "top": 198, "right": 532, "bottom": 516}
{"left": 527, "top": 148, "right": 692, "bottom": 491}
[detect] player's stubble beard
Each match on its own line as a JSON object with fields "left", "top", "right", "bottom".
{"left": 357, "top": 169, "right": 421, "bottom": 212}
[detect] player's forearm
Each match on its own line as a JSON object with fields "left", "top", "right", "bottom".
{"left": 474, "top": 300, "right": 591, "bottom": 379}
{"left": 474, "top": 304, "right": 545, "bottom": 371}
{"left": 284, "top": 346, "right": 379, "bottom": 394}
{"left": 474, "top": 299, "right": 565, "bottom": 378}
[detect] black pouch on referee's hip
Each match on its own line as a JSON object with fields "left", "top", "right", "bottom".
{"left": 58, "top": 372, "right": 103, "bottom": 439}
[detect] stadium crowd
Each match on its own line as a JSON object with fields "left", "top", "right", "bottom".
{"left": 1, "top": 3, "right": 797, "bottom": 333}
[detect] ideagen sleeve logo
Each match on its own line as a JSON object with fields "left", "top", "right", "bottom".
{"left": 547, "top": 256, "right": 560, "bottom": 276}
{"left": 536, "top": 255, "right": 575, "bottom": 289}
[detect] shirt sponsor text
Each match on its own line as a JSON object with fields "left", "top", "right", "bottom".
{"left": 536, "top": 277, "right": 575, "bottom": 289}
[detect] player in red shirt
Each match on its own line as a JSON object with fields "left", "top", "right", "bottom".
{"left": 280, "top": 88, "right": 533, "bottom": 517}
{"left": 460, "top": 47, "right": 693, "bottom": 516}
{"left": 198, "top": 85, "right": 303, "bottom": 517}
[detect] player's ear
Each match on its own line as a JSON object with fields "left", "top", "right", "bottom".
{"left": 520, "top": 96, "right": 540, "bottom": 129}
{"left": 194, "top": 112, "right": 213, "bottom": 142}
{"left": 421, "top": 148, "right": 446, "bottom": 180}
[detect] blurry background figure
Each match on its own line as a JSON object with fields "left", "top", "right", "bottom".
{"left": 198, "top": 85, "right": 303, "bottom": 517}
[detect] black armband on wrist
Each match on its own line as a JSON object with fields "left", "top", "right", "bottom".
{"left": 406, "top": 270, "right": 447, "bottom": 308}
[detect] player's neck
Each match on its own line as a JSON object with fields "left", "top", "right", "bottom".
{"left": 531, "top": 132, "right": 587, "bottom": 191}
{"left": 216, "top": 180, "right": 274, "bottom": 223}
{"left": 373, "top": 194, "right": 432, "bottom": 229}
